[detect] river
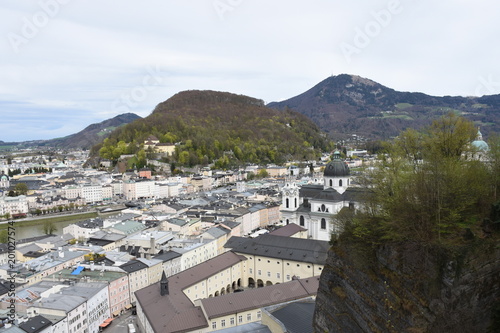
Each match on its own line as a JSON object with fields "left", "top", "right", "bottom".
{"left": 12, "top": 219, "right": 79, "bottom": 239}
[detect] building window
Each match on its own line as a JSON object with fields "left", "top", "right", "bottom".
{"left": 294, "top": 198, "right": 297, "bottom": 208}
{"left": 277, "top": 273, "right": 280, "bottom": 279}
{"left": 287, "top": 274, "right": 291, "bottom": 280}
{"left": 339, "top": 179, "right": 343, "bottom": 186}
{"left": 249, "top": 268, "right": 253, "bottom": 274}
{"left": 299, "top": 215, "right": 304, "bottom": 226}
{"left": 230, "top": 317, "right": 235, "bottom": 325}
{"left": 329, "top": 179, "right": 333, "bottom": 187}
{"left": 286, "top": 198, "right": 289, "bottom": 208}
{"left": 212, "top": 322, "right": 217, "bottom": 329}
{"left": 321, "top": 204, "right": 326, "bottom": 212}
{"left": 267, "top": 271, "right": 271, "bottom": 277}
{"left": 258, "top": 270, "right": 261, "bottom": 275}
{"left": 247, "top": 313, "right": 252, "bottom": 321}
{"left": 221, "top": 319, "right": 226, "bottom": 327}
{"left": 257, "top": 311, "right": 261, "bottom": 319}
{"left": 238, "top": 315, "right": 243, "bottom": 323}
{"left": 321, "top": 218, "right": 326, "bottom": 229}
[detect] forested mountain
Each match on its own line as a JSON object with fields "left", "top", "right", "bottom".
{"left": 91, "top": 90, "right": 331, "bottom": 169}
{"left": 39, "top": 113, "right": 142, "bottom": 149}
{"left": 268, "top": 74, "right": 500, "bottom": 140}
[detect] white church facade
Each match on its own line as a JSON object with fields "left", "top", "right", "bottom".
{"left": 281, "top": 151, "right": 362, "bottom": 241}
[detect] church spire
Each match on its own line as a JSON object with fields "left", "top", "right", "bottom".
{"left": 160, "top": 271, "right": 169, "bottom": 296}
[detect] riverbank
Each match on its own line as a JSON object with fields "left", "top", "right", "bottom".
{"left": 0, "top": 211, "right": 99, "bottom": 230}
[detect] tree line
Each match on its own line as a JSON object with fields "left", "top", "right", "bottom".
{"left": 336, "top": 113, "right": 500, "bottom": 246}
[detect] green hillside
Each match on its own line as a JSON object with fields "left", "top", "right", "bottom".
{"left": 91, "top": 90, "right": 332, "bottom": 169}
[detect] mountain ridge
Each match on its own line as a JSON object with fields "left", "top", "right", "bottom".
{"left": 1, "top": 113, "right": 141, "bottom": 150}
{"left": 268, "top": 74, "right": 500, "bottom": 140}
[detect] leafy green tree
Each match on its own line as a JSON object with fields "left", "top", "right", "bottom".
{"left": 352, "top": 114, "right": 491, "bottom": 244}
{"left": 15, "top": 183, "right": 28, "bottom": 195}
{"left": 42, "top": 220, "right": 57, "bottom": 235}
{"left": 257, "top": 169, "right": 269, "bottom": 179}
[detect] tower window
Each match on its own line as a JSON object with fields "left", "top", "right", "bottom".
{"left": 299, "top": 216, "right": 305, "bottom": 226}
{"left": 329, "top": 179, "right": 333, "bottom": 187}
{"left": 321, "top": 218, "right": 326, "bottom": 229}
{"left": 339, "top": 179, "right": 343, "bottom": 186}
{"left": 286, "top": 198, "right": 289, "bottom": 208}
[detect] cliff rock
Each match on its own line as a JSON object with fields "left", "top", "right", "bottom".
{"left": 313, "top": 240, "right": 500, "bottom": 332}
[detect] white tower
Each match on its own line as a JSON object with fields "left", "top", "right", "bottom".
{"left": 281, "top": 178, "right": 300, "bottom": 212}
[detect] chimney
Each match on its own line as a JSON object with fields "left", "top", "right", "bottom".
{"left": 160, "top": 271, "right": 169, "bottom": 296}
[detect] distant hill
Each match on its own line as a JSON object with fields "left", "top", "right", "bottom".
{"left": 268, "top": 74, "right": 500, "bottom": 141}
{"left": 91, "top": 90, "right": 331, "bottom": 167}
{"left": 38, "top": 113, "right": 142, "bottom": 149}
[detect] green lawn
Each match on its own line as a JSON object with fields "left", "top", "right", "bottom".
{"left": 0, "top": 212, "right": 98, "bottom": 230}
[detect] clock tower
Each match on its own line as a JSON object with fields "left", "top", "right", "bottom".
{"left": 281, "top": 178, "right": 299, "bottom": 212}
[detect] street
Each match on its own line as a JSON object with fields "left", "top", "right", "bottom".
{"left": 103, "top": 309, "right": 138, "bottom": 333}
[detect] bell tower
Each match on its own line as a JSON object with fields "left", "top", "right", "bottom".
{"left": 282, "top": 177, "right": 299, "bottom": 211}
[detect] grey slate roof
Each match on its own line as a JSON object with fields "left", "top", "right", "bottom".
{"left": 153, "top": 250, "right": 182, "bottom": 262}
{"left": 269, "top": 223, "right": 307, "bottom": 237}
{"left": 269, "top": 300, "right": 316, "bottom": 333}
{"left": 223, "top": 236, "right": 248, "bottom": 250}
{"left": 18, "top": 315, "right": 52, "bottom": 333}
{"left": 299, "top": 185, "right": 323, "bottom": 198}
{"left": 228, "top": 234, "right": 329, "bottom": 264}
{"left": 119, "top": 260, "right": 149, "bottom": 273}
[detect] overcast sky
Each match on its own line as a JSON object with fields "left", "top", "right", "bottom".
{"left": 1, "top": 0, "right": 499, "bottom": 142}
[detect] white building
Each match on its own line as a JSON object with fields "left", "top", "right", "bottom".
{"left": 82, "top": 185, "right": 103, "bottom": 204}
{"left": 0, "top": 195, "right": 29, "bottom": 216}
{"left": 281, "top": 151, "right": 361, "bottom": 241}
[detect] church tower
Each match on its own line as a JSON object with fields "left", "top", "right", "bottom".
{"left": 323, "top": 151, "right": 350, "bottom": 194}
{"left": 281, "top": 178, "right": 300, "bottom": 212}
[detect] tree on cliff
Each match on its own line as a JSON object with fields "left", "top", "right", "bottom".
{"left": 350, "top": 113, "right": 493, "bottom": 244}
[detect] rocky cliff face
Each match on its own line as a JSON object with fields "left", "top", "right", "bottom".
{"left": 313, "top": 240, "right": 500, "bottom": 332}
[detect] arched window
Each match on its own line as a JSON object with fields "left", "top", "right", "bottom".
{"left": 321, "top": 218, "right": 326, "bottom": 230}
{"left": 321, "top": 204, "right": 326, "bottom": 212}
{"left": 339, "top": 179, "right": 343, "bottom": 186}
{"left": 329, "top": 179, "right": 333, "bottom": 187}
{"left": 294, "top": 198, "right": 297, "bottom": 208}
{"left": 286, "top": 198, "right": 289, "bottom": 208}
{"left": 286, "top": 219, "right": 289, "bottom": 225}
{"left": 299, "top": 216, "right": 305, "bottom": 226}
